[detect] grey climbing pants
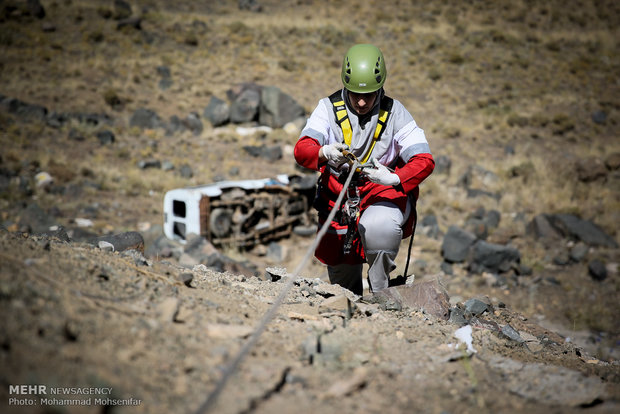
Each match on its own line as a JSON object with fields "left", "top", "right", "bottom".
{"left": 327, "top": 200, "right": 411, "bottom": 296}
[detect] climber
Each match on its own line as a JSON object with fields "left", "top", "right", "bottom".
{"left": 294, "top": 43, "right": 435, "bottom": 296}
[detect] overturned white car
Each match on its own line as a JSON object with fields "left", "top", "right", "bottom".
{"left": 163, "top": 174, "right": 317, "bottom": 247}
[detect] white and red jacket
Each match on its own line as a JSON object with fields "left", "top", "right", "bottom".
{"left": 294, "top": 89, "right": 434, "bottom": 265}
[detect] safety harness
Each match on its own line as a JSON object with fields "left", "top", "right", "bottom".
{"left": 328, "top": 90, "right": 395, "bottom": 255}
{"left": 328, "top": 89, "right": 393, "bottom": 165}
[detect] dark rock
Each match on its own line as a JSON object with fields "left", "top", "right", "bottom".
{"left": 121, "top": 249, "right": 150, "bottom": 266}
{"left": 441, "top": 226, "right": 476, "bottom": 263}
{"left": 504, "top": 145, "right": 515, "bottom": 155}
{"left": 137, "top": 159, "right": 161, "bottom": 169}
{"left": 515, "top": 263, "right": 532, "bottom": 276}
{"left": 46, "top": 111, "right": 69, "bottom": 128}
{"left": 552, "top": 251, "right": 570, "bottom": 266}
{"left": 96, "top": 130, "right": 115, "bottom": 145}
{"left": 158, "top": 78, "right": 173, "bottom": 91}
{"left": 205, "top": 253, "right": 258, "bottom": 278}
{"left": 203, "top": 96, "right": 230, "bottom": 127}
{"left": 466, "top": 188, "right": 501, "bottom": 200}
{"left": 457, "top": 165, "right": 498, "bottom": 189}
{"left": 114, "top": 0, "right": 132, "bottom": 19}
{"left": 117, "top": 17, "right": 141, "bottom": 31}
{"left": 179, "top": 164, "right": 193, "bottom": 178}
{"left": 229, "top": 84, "right": 261, "bottom": 123}
{"left": 66, "top": 227, "right": 98, "bottom": 242}
{"left": 242, "top": 145, "right": 262, "bottom": 157}
{"left": 484, "top": 210, "right": 501, "bottom": 229}
{"left": 242, "top": 145, "right": 283, "bottom": 162}
{"left": 440, "top": 261, "right": 453, "bottom": 275}
{"left": 591, "top": 110, "right": 607, "bottom": 125}
{"left": 465, "top": 218, "right": 488, "bottom": 240}
{"left": 258, "top": 86, "right": 305, "bottom": 128}
{"left": 238, "top": 0, "right": 262, "bottom": 12}
{"left": 372, "top": 280, "right": 451, "bottom": 320}
{"left": 470, "top": 240, "right": 520, "bottom": 273}
{"left": 501, "top": 324, "right": 524, "bottom": 343}
{"left": 262, "top": 145, "right": 283, "bottom": 162}
{"left": 464, "top": 298, "right": 489, "bottom": 316}
{"left": 182, "top": 112, "right": 203, "bottom": 135}
{"left": 156, "top": 65, "right": 171, "bottom": 78}
{"left": 19, "top": 203, "right": 57, "bottom": 234}
{"left": 527, "top": 214, "right": 562, "bottom": 240}
{"left": 184, "top": 233, "right": 218, "bottom": 259}
{"left": 289, "top": 174, "right": 317, "bottom": 190}
{"left": 166, "top": 115, "right": 185, "bottom": 135}
{"left": 434, "top": 155, "right": 451, "bottom": 175}
{"left": 420, "top": 215, "right": 441, "bottom": 239}
{"left": 547, "top": 214, "right": 618, "bottom": 248}
{"left": 41, "top": 226, "right": 71, "bottom": 243}
{"left": 569, "top": 243, "right": 589, "bottom": 263}
{"left": 5, "top": 98, "right": 48, "bottom": 121}
{"left": 71, "top": 112, "right": 112, "bottom": 126}
{"left": 130, "top": 108, "right": 162, "bottom": 129}
{"left": 588, "top": 259, "right": 607, "bottom": 281}
{"left": 89, "top": 231, "right": 145, "bottom": 253}
{"left": 179, "top": 272, "right": 193, "bottom": 287}
{"left": 449, "top": 307, "right": 468, "bottom": 326}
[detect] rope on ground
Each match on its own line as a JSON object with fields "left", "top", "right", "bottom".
{"left": 195, "top": 161, "right": 360, "bottom": 414}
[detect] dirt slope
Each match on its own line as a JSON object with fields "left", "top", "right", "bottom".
{"left": 0, "top": 231, "right": 618, "bottom": 414}
{"left": 1, "top": 0, "right": 619, "bottom": 413}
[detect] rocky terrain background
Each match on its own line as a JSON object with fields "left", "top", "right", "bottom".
{"left": 1, "top": 0, "right": 619, "bottom": 413}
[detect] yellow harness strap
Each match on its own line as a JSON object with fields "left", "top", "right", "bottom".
{"left": 329, "top": 90, "right": 393, "bottom": 165}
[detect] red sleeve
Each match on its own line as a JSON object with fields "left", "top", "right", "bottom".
{"left": 394, "top": 153, "right": 435, "bottom": 194}
{"left": 294, "top": 136, "right": 322, "bottom": 171}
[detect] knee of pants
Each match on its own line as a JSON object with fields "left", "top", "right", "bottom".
{"left": 358, "top": 211, "right": 402, "bottom": 253}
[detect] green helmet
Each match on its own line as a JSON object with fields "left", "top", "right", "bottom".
{"left": 341, "top": 44, "right": 387, "bottom": 93}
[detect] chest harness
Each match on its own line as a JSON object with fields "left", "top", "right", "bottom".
{"left": 328, "top": 90, "right": 394, "bottom": 254}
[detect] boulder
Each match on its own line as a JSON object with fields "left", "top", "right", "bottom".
{"left": 588, "top": 259, "right": 607, "bottom": 281}
{"left": 258, "top": 86, "right": 305, "bottom": 128}
{"left": 372, "top": 279, "right": 451, "bottom": 320}
{"left": 441, "top": 226, "right": 476, "bottom": 263}
{"left": 464, "top": 297, "right": 490, "bottom": 316}
{"left": 182, "top": 112, "right": 203, "bottom": 135}
{"left": 470, "top": 240, "right": 520, "bottom": 273}
{"left": 526, "top": 214, "right": 562, "bottom": 240}
{"left": 130, "top": 108, "right": 162, "bottom": 129}
{"left": 203, "top": 96, "right": 230, "bottom": 127}
{"left": 166, "top": 115, "right": 185, "bottom": 135}
{"left": 229, "top": 84, "right": 261, "bottom": 123}
{"left": 547, "top": 214, "right": 618, "bottom": 248}
{"left": 96, "top": 130, "right": 115, "bottom": 145}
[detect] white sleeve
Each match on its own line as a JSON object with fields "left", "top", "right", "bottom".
{"left": 395, "top": 120, "right": 431, "bottom": 162}
{"left": 299, "top": 100, "right": 331, "bottom": 146}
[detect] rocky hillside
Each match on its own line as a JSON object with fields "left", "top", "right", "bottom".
{"left": 1, "top": 0, "right": 619, "bottom": 413}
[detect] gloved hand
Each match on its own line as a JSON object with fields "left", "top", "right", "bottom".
{"left": 363, "top": 158, "right": 400, "bottom": 186}
{"left": 321, "top": 143, "right": 349, "bottom": 165}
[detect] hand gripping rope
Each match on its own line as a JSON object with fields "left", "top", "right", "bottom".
{"left": 195, "top": 160, "right": 360, "bottom": 414}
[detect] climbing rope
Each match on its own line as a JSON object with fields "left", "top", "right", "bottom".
{"left": 195, "top": 161, "right": 360, "bottom": 414}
